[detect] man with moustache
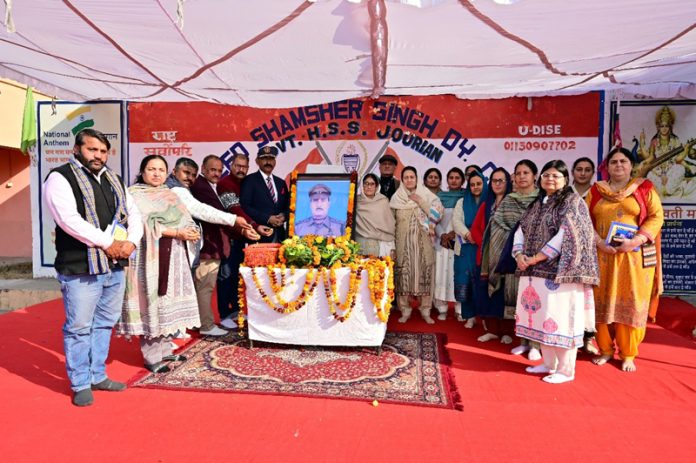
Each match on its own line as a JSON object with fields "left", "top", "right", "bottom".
{"left": 191, "top": 155, "right": 257, "bottom": 336}
{"left": 240, "top": 146, "right": 290, "bottom": 243}
{"left": 294, "top": 184, "right": 345, "bottom": 237}
{"left": 378, "top": 154, "right": 400, "bottom": 199}
{"left": 216, "top": 153, "right": 273, "bottom": 327}
{"left": 43, "top": 128, "right": 143, "bottom": 406}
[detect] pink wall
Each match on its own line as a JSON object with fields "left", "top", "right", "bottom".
{"left": 0, "top": 147, "right": 31, "bottom": 257}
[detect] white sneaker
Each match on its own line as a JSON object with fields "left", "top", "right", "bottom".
{"left": 525, "top": 364, "right": 554, "bottom": 374}
{"left": 511, "top": 345, "right": 530, "bottom": 355}
{"left": 200, "top": 326, "right": 229, "bottom": 336}
{"left": 220, "top": 317, "right": 238, "bottom": 329}
{"left": 528, "top": 348, "right": 542, "bottom": 361}
{"left": 542, "top": 373, "right": 574, "bottom": 384}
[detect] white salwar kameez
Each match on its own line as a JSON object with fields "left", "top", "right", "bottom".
{"left": 513, "top": 224, "right": 595, "bottom": 379}
{"left": 433, "top": 207, "right": 461, "bottom": 317}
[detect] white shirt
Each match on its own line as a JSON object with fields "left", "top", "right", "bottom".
{"left": 170, "top": 186, "right": 237, "bottom": 226}
{"left": 43, "top": 168, "right": 143, "bottom": 249}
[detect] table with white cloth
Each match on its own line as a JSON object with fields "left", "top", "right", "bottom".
{"left": 239, "top": 265, "right": 391, "bottom": 347}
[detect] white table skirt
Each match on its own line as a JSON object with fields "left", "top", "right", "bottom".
{"left": 240, "top": 266, "right": 389, "bottom": 346}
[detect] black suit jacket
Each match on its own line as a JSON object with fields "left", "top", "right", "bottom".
{"left": 240, "top": 171, "right": 289, "bottom": 243}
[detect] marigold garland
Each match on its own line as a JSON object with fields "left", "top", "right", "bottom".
{"left": 237, "top": 273, "right": 247, "bottom": 332}
{"left": 323, "top": 264, "right": 363, "bottom": 322}
{"left": 364, "top": 257, "right": 395, "bottom": 323}
{"left": 250, "top": 266, "right": 318, "bottom": 314}
{"left": 288, "top": 171, "right": 298, "bottom": 237}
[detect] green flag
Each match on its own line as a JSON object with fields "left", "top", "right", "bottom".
{"left": 20, "top": 87, "right": 37, "bottom": 154}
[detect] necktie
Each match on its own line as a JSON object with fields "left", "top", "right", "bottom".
{"left": 266, "top": 175, "right": 277, "bottom": 203}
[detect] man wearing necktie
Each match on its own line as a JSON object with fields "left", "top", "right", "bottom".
{"left": 240, "top": 146, "right": 290, "bottom": 243}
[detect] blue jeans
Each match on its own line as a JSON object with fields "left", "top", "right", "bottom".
{"left": 57, "top": 269, "right": 125, "bottom": 392}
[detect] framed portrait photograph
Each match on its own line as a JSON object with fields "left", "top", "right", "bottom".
{"left": 289, "top": 172, "right": 357, "bottom": 239}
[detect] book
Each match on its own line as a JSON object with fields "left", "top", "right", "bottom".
{"left": 109, "top": 221, "right": 128, "bottom": 241}
{"left": 605, "top": 221, "right": 640, "bottom": 251}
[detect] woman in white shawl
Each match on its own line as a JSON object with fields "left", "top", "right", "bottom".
{"left": 390, "top": 166, "right": 444, "bottom": 324}
{"left": 355, "top": 173, "right": 395, "bottom": 257}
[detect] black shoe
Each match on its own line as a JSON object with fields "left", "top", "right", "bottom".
{"left": 72, "top": 388, "right": 94, "bottom": 407}
{"left": 91, "top": 378, "right": 127, "bottom": 392}
{"left": 162, "top": 354, "right": 187, "bottom": 362}
{"left": 145, "top": 362, "right": 171, "bottom": 374}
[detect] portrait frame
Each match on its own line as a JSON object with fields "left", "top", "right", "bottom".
{"left": 289, "top": 171, "right": 358, "bottom": 239}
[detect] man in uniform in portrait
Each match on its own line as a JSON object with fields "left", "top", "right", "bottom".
{"left": 294, "top": 184, "right": 345, "bottom": 237}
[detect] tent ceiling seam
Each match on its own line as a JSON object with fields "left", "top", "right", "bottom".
{"left": 458, "top": 0, "right": 568, "bottom": 77}
{"left": 158, "top": 1, "right": 315, "bottom": 96}
{"left": 152, "top": 0, "right": 246, "bottom": 105}
{"left": 61, "top": 0, "right": 188, "bottom": 99}
{"left": 0, "top": 37, "right": 152, "bottom": 85}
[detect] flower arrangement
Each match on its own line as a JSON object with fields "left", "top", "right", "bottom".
{"left": 279, "top": 234, "right": 360, "bottom": 268}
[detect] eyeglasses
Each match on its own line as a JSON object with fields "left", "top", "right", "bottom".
{"left": 491, "top": 179, "right": 507, "bottom": 184}
{"left": 363, "top": 182, "right": 377, "bottom": 187}
{"left": 541, "top": 173, "right": 564, "bottom": 180}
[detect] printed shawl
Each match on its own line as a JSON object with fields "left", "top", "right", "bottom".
{"left": 518, "top": 191, "right": 599, "bottom": 285}
{"left": 126, "top": 184, "right": 195, "bottom": 309}
{"left": 390, "top": 182, "right": 443, "bottom": 233}
{"left": 69, "top": 159, "right": 128, "bottom": 274}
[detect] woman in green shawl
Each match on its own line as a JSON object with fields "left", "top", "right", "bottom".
{"left": 118, "top": 155, "right": 201, "bottom": 374}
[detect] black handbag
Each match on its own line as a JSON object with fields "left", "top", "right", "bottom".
{"left": 494, "top": 222, "right": 519, "bottom": 274}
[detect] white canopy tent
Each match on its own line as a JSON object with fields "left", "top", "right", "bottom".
{"left": 1, "top": 0, "right": 695, "bottom": 107}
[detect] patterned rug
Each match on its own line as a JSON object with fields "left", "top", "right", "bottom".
{"left": 129, "top": 331, "right": 462, "bottom": 410}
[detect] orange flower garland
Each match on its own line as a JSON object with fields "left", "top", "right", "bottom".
{"left": 237, "top": 273, "right": 247, "bottom": 331}
{"left": 365, "top": 257, "right": 395, "bottom": 323}
{"left": 250, "top": 266, "right": 318, "bottom": 314}
{"left": 288, "top": 171, "right": 298, "bottom": 237}
{"left": 323, "top": 264, "right": 363, "bottom": 322}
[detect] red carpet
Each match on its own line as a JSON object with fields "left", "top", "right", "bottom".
{"left": 1, "top": 297, "right": 695, "bottom": 462}
{"left": 130, "top": 332, "right": 461, "bottom": 410}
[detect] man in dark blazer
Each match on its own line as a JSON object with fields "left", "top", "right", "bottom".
{"left": 240, "top": 146, "right": 290, "bottom": 243}
{"left": 190, "top": 155, "right": 256, "bottom": 336}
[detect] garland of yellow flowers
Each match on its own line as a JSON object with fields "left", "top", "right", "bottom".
{"left": 364, "top": 257, "right": 395, "bottom": 323}
{"left": 237, "top": 273, "right": 247, "bottom": 332}
{"left": 323, "top": 264, "right": 363, "bottom": 322}
{"left": 288, "top": 171, "right": 298, "bottom": 237}
{"left": 250, "top": 266, "right": 318, "bottom": 314}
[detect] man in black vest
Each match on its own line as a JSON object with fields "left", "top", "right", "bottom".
{"left": 43, "top": 129, "right": 143, "bottom": 407}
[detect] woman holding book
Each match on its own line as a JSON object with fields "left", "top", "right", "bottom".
{"left": 586, "top": 147, "right": 664, "bottom": 372}
{"left": 513, "top": 160, "right": 598, "bottom": 384}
